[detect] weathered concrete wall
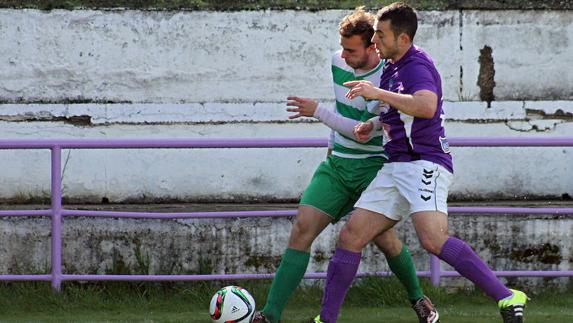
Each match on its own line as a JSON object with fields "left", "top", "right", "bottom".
{"left": 1, "top": 204, "right": 571, "bottom": 288}
{"left": 0, "top": 9, "right": 572, "bottom": 202}
{"left": 2, "top": 10, "right": 573, "bottom": 102}
{"left": 0, "top": 101, "right": 570, "bottom": 202}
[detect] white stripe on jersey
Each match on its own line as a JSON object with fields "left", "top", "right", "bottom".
{"left": 332, "top": 151, "right": 386, "bottom": 159}
{"left": 334, "top": 132, "right": 384, "bottom": 152}
{"left": 399, "top": 111, "right": 415, "bottom": 149}
{"left": 333, "top": 83, "right": 367, "bottom": 109}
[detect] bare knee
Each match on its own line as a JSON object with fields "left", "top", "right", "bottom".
{"left": 412, "top": 211, "right": 449, "bottom": 255}
{"left": 338, "top": 224, "right": 369, "bottom": 252}
{"left": 287, "top": 207, "right": 331, "bottom": 252}
{"left": 418, "top": 235, "right": 447, "bottom": 255}
{"left": 288, "top": 220, "right": 315, "bottom": 251}
{"left": 373, "top": 231, "right": 403, "bottom": 257}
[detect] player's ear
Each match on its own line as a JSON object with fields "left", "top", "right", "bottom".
{"left": 398, "top": 33, "right": 411, "bottom": 46}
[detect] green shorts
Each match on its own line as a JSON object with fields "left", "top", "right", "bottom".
{"left": 300, "top": 155, "right": 386, "bottom": 223}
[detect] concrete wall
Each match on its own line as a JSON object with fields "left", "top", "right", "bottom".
{"left": 1, "top": 9, "right": 571, "bottom": 202}
{"left": 1, "top": 207, "right": 571, "bottom": 288}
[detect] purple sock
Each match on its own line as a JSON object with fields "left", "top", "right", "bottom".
{"left": 438, "top": 236, "right": 512, "bottom": 301}
{"left": 319, "top": 247, "right": 361, "bottom": 323}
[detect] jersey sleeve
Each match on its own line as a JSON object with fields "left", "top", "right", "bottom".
{"left": 402, "top": 61, "right": 439, "bottom": 96}
{"left": 314, "top": 103, "right": 359, "bottom": 139}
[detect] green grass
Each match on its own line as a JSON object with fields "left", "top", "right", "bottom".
{"left": 0, "top": 278, "right": 572, "bottom": 322}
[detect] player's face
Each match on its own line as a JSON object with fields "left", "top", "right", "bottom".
{"left": 340, "top": 35, "right": 372, "bottom": 70}
{"left": 372, "top": 20, "right": 400, "bottom": 61}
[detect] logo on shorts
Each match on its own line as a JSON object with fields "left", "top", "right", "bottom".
{"left": 422, "top": 169, "right": 433, "bottom": 185}
{"left": 419, "top": 179, "right": 434, "bottom": 201}
{"left": 423, "top": 169, "right": 433, "bottom": 178}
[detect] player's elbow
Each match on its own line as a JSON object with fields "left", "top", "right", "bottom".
{"left": 413, "top": 91, "right": 438, "bottom": 119}
{"left": 418, "top": 104, "right": 437, "bottom": 119}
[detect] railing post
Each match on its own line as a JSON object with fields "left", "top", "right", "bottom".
{"left": 429, "top": 254, "right": 441, "bottom": 287}
{"left": 50, "top": 146, "right": 63, "bottom": 291}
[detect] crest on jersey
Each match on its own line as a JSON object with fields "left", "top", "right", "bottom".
{"left": 439, "top": 136, "right": 450, "bottom": 153}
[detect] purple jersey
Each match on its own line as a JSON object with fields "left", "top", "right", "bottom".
{"left": 379, "top": 45, "right": 453, "bottom": 173}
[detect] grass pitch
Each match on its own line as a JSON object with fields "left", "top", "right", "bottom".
{"left": 0, "top": 278, "right": 572, "bottom": 322}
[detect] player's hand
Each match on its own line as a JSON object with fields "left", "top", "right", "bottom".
{"left": 354, "top": 121, "right": 374, "bottom": 142}
{"left": 343, "top": 80, "right": 380, "bottom": 100}
{"left": 286, "top": 96, "right": 318, "bottom": 119}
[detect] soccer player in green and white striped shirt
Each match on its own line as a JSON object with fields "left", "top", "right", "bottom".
{"left": 327, "top": 45, "right": 387, "bottom": 159}
{"left": 253, "top": 7, "right": 439, "bottom": 323}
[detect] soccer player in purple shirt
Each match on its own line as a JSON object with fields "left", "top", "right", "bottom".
{"left": 309, "top": 3, "right": 528, "bottom": 323}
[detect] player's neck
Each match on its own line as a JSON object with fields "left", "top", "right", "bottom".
{"left": 355, "top": 54, "right": 381, "bottom": 74}
{"left": 390, "top": 44, "right": 413, "bottom": 64}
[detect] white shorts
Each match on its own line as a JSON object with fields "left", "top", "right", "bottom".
{"left": 355, "top": 160, "right": 453, "bottom": 221}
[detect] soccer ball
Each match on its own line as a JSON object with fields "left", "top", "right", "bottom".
{"left": 209, "top": 285, "right": 256, "bottom": 323}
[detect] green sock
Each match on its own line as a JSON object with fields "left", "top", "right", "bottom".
{"left": 386, "top": 245, "right": 424, "bottom": 302}
{"left": 262, "top": 248, "right": 310, "bottom": 323}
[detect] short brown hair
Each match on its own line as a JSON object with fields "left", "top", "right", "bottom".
{"left": 339, "top": 7, "right": 376, "bottom": 48}
{"left": 376, "top": 2, "right": 418, "bottom": 42}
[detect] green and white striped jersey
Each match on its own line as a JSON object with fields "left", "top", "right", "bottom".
{"left": 330, "top": 50, "right": 388, "bottom": 159}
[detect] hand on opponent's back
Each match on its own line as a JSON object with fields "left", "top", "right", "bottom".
{"left": 343, "top": 80, "right": 380, "bottom": 100}
{"left": 354, "top": 121, "right": 374, "bottom": 143}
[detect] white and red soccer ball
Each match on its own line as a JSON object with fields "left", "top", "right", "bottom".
{"left": 209, "top": 285, "right": 256, "bottom": 323}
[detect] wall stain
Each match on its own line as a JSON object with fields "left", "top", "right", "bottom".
{"left": 244, "top": 254, "right": 281, "bottom": 271}
{"left": 0, "top": 114, "right": 93, "bottom": 126}
{"left": 509, "top": 243, "right": 562, "bottom": 264}
{"left": 526, "top": 108, "right": 573, "bottom": 120}
{"left": 312, "top": 249, "right": 329, "bottom": 264}
{"left": 477, "top": 45, "right": 495, "bottom": 107}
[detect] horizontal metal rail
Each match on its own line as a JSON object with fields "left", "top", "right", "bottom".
{"left": 0, "top": 137, "right": 571, "bottom": 290}
{"left": 1, "top": 136, "right": 573, "bottom": 150}
{"left": 2, "top": 269, "right": 573, "bottom": 283}
{"left": 0, "top": 207, "right": 571, "bottom": 219}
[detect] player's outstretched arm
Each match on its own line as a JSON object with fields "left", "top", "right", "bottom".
{"left": 343, "top": 81, "right": 438, "bottom": 119}
{"left": 286, "top": 96, "right": 359, "bottom": 139}
{"left": 286, "top": 96, "right": 319, "bottom": 119}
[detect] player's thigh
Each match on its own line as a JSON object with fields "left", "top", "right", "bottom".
{"left": 288, "top": 205, "right": 332, "bottom": 248}
{"left": 300, "top": 159, "right": 355, "bottom": 222}
{"left": 339, "top": 207, "right": 398, "bottom": 252}
{"left": 354, "top": 163, "right": 410, "bottom": 221}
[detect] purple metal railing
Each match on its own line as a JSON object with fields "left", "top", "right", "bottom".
{"left": 0, "top": 137, "right": 572, "bottom": 291}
